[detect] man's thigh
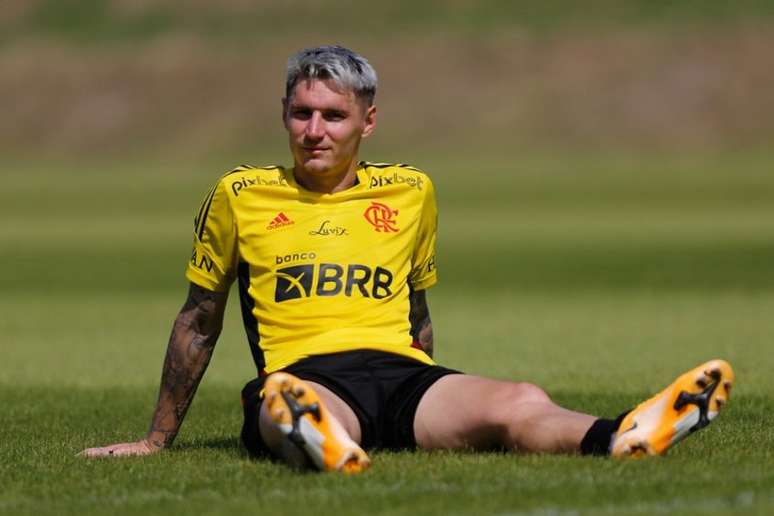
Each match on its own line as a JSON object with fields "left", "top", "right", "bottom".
{"left": 413, "top": 374, "right": 551, "bottom": 450}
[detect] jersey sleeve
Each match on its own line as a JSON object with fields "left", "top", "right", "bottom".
{"left": 185, "top": 178, "right": 238, "bottom": 292}
{"left": 409, "top": 176, "right": 438, "bottom": 290}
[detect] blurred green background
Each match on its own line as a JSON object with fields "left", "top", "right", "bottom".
{"left": 3, "top": 0, "right": 774, "bottom": 388}
{"left": 2, "top": 2, "right": 774, "bottom": 514}
{"left": 4, "top": 0, "right": 774, "bottom": 159}
{"left": 3, "top": 0, "right": 774, "bottom": 385}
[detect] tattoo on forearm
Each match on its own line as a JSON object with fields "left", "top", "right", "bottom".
{"left": 409, "top": 289, "right": 434, "bottom": 358}
{"left": 147, "top": 284, "right": 226, "bottom": 448}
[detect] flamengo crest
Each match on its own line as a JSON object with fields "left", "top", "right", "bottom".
{"left": 363, "top": 202, "right": 399, "bottom": 233}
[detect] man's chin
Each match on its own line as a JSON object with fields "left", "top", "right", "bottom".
{"left": 298, "top": 159, "right": 334, "bottom": 176}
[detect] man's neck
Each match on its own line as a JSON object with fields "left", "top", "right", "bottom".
{"left": 294, "top": 159, "right": 360, "bottom": 194}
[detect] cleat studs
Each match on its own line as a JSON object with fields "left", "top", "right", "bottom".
{"left": 627, "top": 441, "right": 649, "bottom": 458}
{"left": 292, "top": 386, "right": 305, "bottom": 397}
{"left": 696, "top": 377, "right": 708, "bottom": 389}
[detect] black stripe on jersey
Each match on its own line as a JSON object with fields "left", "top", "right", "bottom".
{"left": 196, "top": 187, "right": 218, "bottom": 240}
{"left": 238, "top": 261, "right": 265, "bottom": 373}
{"left": 362, "top": 161, "right": 421, "bottom": 172}
{"left": 237, "top": 164, "right": 281, "bottom": 171}
{"left": 194, "top": 184, "right": 217, "bottom": 234}
{"left": 195, "top": 168, "right": 245, "bottom": 237}
{"left": 196, "top": 165, "right": 283, "bottom": 239}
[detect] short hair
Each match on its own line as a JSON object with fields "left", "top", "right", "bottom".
{"left": 285, "top": 45, "right": 377, "bottom": 106}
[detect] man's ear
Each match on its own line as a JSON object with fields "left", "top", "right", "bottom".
{"left": 362, "top": 105, "right": 377, "bottom": 138}
{"left": 281, "top": 97, "right": 289, "bottom": 128}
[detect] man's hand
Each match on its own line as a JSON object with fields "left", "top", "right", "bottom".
{"left": 79, "top": 283, "right": 227, "bottom": 459}
{"left": 79, "top": 439, "right": 158, "bottom": 458}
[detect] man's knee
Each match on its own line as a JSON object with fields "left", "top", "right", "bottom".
{"left": 485, "top": 382, "right": 553, "bottom": 429}
{"left": 494, "top": 382, "right": 551, "bottom": 406}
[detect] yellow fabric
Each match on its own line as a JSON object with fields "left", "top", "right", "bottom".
{"left": 186, "top": 162, "right": 438, "bottom": 373}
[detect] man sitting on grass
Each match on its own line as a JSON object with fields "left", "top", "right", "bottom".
{"left": 81, "top": 45, "right": 734, "bottom": 472}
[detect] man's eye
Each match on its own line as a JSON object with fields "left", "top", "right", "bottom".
{"left": 292, "top": 109, "right": 311, "bottom": 119}
{"left": 325, "top": 112, "right": 346, "bottom": 121}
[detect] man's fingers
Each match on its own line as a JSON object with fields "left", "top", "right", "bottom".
{"left": 78, "top": 441, "right": 154, "bottom": 458}
{"left": 78, "top": 445, "right": 120, "bottom": 458}
{"left": 77, "top": 447, "right": 99, "bottom": 458}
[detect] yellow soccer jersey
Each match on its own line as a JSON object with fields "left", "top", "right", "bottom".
{"left": 185, "top": 162, "right": 438, "bottom": 373}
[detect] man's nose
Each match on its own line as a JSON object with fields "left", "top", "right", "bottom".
{"left": 305, "top": 112, "right": 324, "bottom": 139}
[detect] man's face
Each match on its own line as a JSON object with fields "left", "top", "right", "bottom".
{"left": 283, "top": 78, "right": 375, "bottom": 178}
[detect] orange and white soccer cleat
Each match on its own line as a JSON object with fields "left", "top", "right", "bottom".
{"left": 263, "top": 372, "right": 370, "bottom": 473}
{"left": 611, "top": 359, "right": 734, "bottom": 457}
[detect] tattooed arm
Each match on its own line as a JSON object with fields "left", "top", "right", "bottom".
{"left": 409, "top": 289, "right": 434, "bottom": 358}
{"left": 80, "top": 283, "right": 227, "bottom": 457}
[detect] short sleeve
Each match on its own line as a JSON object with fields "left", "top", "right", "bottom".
{"left": 185, "top": 178, "right": 238, "bottom": 292}
{"left": 408, "top": 176, "right": 438, "bottom": 290}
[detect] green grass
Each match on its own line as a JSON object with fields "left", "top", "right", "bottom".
{"left": 2, "top": 153, "right": 774, "bottom": 515}
{"left": 2, "top": 387, "right": 772, "bottom": 515}
{"left": 6, "top": 0, "right": 774, "bottom": 46}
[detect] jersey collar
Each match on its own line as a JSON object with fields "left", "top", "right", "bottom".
{"left": 287, "top": 162, "right": 368, "bottom": 196}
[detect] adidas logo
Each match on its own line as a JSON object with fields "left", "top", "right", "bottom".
{"left": 267, "top": 212, "right": 295, "bottom": 230}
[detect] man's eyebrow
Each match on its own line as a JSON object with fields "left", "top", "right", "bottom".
{"left": 288, "top": 104, "right": 349, "bottom": 114}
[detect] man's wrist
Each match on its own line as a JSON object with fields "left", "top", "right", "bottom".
{"left": 144, "top": 433, "right": 171, "bottom": 451}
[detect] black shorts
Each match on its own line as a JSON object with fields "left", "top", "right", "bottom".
{"left": 240, "top": 350, "right": 461, "bottom": 457}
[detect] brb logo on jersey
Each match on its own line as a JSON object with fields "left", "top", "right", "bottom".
{"left": 363, "top": 202, "right": 399, "bottom": 233}
{"left": 275, "top": 263, "right": 393, "bottom": 302}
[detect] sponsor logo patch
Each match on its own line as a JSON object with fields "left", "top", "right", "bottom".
{"left": 369, "top": 173, "right": 424, "bottom": 191}
{"left": 427, "top": 255, "right": 436, "bottom": 273}
{"left": 276, "top": 252, "right": 317, "bottom": 264}
{"left": 190, "top": 249, "right": 214, "bottom": 272}
{"left": 309, "top": 220, "right": 349, "bottom": 237}
{"left": 363, "top": 202, "right": 399, "bottom": 233}
{"left": 274, "top": 263, "right": 394, "bottom": 302}
{"left": 275, "top": 265, "right": 315, "bottom": 302}
{"left": 267, "top": 212, "right": 294, "bottom": 230}
{"left": 231, "top": 176, "right": 288, "bottom": 196}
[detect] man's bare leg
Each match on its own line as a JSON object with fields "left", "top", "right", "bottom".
{"left": 415, "top": 359, "right": 735, "bottom": 457}
{"left": 414, "top": 375, "right": 596, "bottom": 453}
{"left": 258, "top": 375, "right": 369, "bottom": 472}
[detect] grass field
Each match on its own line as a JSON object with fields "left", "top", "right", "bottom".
{"left": 1, "top": 152, "right": 773, "bottom": 515}
{"left": 8, "top": 0, "right": 774, "bottom": 46}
